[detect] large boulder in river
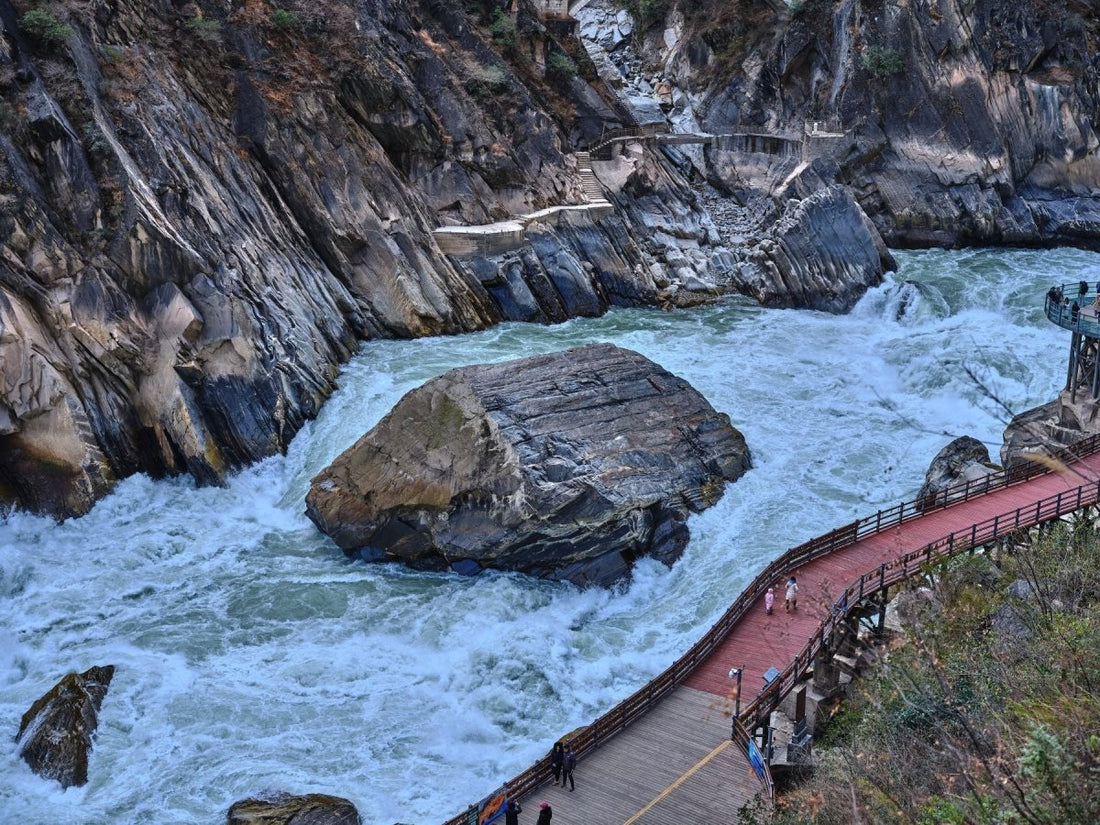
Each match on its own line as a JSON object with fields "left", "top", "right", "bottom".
{"left": 16, "top": 665, "right": 114, "bottom": 788}
{"left": 305, "top": 344, "right": 750, "bottom": 586}
{"left": 227, "top": 793, "right": 362, "bottom": 825}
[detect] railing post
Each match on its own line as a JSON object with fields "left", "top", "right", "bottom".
{"left": 993, "top": 513, "right": 999, "bottom": 538}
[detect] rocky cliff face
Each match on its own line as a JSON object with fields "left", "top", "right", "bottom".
{"left": 607, "top": 0, "right": 1100, "bottom": 249}
{"left": 0, "top": 0, "right": 892, "bottom": 518}
{"left": 6, "top": 0, "right": 1071, "bottom": 518}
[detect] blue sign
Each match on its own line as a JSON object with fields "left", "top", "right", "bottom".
{"left": 747, "top": 739, "right": 766, "bottom": 780}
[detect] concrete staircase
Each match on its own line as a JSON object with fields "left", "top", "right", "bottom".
{"left": 576, "top": 151, "right": 607, "bottom": 203}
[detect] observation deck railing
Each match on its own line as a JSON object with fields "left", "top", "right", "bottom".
{"left": 1045, "top": 283, "right": 1100, "bottom": 338}
{"left": 442, "top": 429, "right": 1100, "bottom": 825}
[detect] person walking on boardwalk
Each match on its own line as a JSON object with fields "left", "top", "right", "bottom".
{"left": 537, "top": 801, "right": 552, "bottom": 824}
{"left": 505, "top": 798, "right": 522, "bottom": 825}
{"left": 561, "top": 742, "right": 576, "bottom": 791}
{"left": 785, "top": 575, "right": 798, "bottom": 612}
{"left": 550, "top": 741, "right": 564, "bottom": 785}
{"left": 764, "top": 587, "right": 775, "bottom": 615}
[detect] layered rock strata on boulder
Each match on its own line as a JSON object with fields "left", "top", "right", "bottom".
{"left": 735, "top": 185, "right": 894, "bottom": 313}
{"left": 305, "top": 344, "right": 750, "bottom": 586}
{"left": 16, "top": 665, "right": 115, "bottom": 788}
{"left": 1002, "top": 391, "right": 1100, "bottom": 469}
{"left": 918, "top": 435, "right": 1000, "bottom": 507}
{"left": 227, "top": 793, "right": 362, "bottom": 825}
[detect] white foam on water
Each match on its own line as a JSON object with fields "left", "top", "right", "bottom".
{"left": 1, "top": 248, "right": 1098, "bottom": 824}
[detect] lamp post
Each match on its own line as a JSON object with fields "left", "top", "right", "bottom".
{"left": 727, "top": 666, "right": 744, "bottom": 719}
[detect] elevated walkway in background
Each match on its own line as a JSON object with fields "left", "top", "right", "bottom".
{"left": 433, "top": 153, "right": 612, "bottom": 257}
{"left": 433, "top": 121, "right": 846, "bottom": 258}
{"left": 445, "top": 434, "right": 1100, "bottom": 825}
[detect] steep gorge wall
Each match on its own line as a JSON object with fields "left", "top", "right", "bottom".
{"left": 631, "top": 0, "right": 1100, "bottom": 248}
{"left": 0, "top": 0, "right": 731, "bottom": 517}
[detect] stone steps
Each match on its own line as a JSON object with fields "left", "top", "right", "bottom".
{"left": 575, "top": 151, "right": 606, "bottom": 203}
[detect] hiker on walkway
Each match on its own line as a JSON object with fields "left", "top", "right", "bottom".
{"left": 550, "top": 741, "right": 564, "bottom": 785}
{"left": 505, "top": 798, "right": 522, "bottom": 825}
{"left": 536, "top": 801, "right": 553, "bottom": 824}
{"left": 764, "top": 587, "right": 775, "bottom": 615}
{"left": 785, "top": 575, "right": 798, "bottom": 612}
{"left": 561, "top": 743, "right": 576, "bottom": 792}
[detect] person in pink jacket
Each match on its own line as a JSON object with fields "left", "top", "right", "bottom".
{"left": 764, "top": 587, "right": 775, "bottom": 615}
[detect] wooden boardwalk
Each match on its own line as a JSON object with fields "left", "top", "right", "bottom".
{"left": 491, "top": 449, "right": 1100, "bottom": 825}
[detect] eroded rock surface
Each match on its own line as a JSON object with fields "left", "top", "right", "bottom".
{"left": 227, "top": 793, "right": 362, "bottom": 825}
{"left": 918, "top": 435, "right": 1000, "bottom": 505}
{"left": 1001, "top": 390, "right": 1100, "bottom": 469}
{"left": 306, "top": 344, "right": 750, "bottom": 586}
{"left": 16, "top": 665, "right": 115, "bottom": 788}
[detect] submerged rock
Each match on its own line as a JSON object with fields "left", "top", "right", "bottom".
{"left": 305, "top": 343, "right": 750, "bottom": 586}
{"left": 16, "top": 665, "right": 115, "bottom": 788}
{"left": 227, "top": 793, "right": 362, "bottom": 825}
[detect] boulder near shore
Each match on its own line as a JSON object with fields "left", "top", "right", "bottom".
{"left": 306, "top": 343, "right": 750, "bottom": 586}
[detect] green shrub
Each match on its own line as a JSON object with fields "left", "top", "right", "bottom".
{"left": 464, "top": 64, "right": 507, "bottom": 98}
{"left": 270, "top": 9, "right": 298, "bottom": 31}
{"left": 546, "top": 52, "right": 577, "bottom": 86}
{"left": 621, "top": 0, "right": 669, "bottom": 34}
{"left": 18, "top": 8, "right": 74, "bottom": 47}
{"left": 186, "top": 15, "right": 222, "bottom": 43}
{"left": 861, "top": 44, "right": 904, "bottom": 78}
{"left": 488, "top": 8, "right": 515, "bottom": 47}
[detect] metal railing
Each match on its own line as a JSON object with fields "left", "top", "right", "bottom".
{"left": 442, "top": 430, "right": 1100, "bottom": 825}
{"left": 587, "top": 123, "right": 672, "bottom": 158}
{"left": 1045, "top": 283, "right": 1100, "bottom": 338}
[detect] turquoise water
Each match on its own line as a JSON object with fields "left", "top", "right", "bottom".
{"left": 0, "top": 247, "right": 1097, "bottom": 824}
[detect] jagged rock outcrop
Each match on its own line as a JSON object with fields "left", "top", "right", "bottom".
{"left": 0, "top": 0, "right": 885, "bottom": 519}
{"left": 227, "top": 793, "right": 362, "bottom": 825}
{"left": 918, "top": 435, "right": 999, "bottom": 505}
{"left": 587, "top": 0, "right": 1100, "bottom": 250}
{"left": 305, "top": 343, "right": 750, "bottom": 586}
{"left": 735, "top": 184, "right": 894, "bottom": 312}
{"left": 15, "top": 664, "right": 114, "bottom": 788}
{"left": 1000, "top": 389, "right": 1100, "bottom": 468}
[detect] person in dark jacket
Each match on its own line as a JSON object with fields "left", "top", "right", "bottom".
{"left": 549, "top": 741, "right": 564, "bottom": 785}
{"left": 536, "top": 801, "right": 552, "bottom": 824}
{"left": 561, "top": 743, "right": 576, "bottom": 791}
{"left": 504, "top": 798, "right": 521, "bottom": 825}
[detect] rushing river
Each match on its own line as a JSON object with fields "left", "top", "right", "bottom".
{"left": 1, "top": 248, "right": 1098, "bottom": 824}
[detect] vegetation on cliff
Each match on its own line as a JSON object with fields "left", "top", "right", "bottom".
{"left": 766, "top": 519, "right": 1100, "bottom": 824}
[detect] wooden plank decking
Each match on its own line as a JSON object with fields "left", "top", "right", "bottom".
{"left": 515, "top": 687, "right": 761, "bottom": 824}
{"left": 510, "top": 451, "right": 1100, "bottom": 825}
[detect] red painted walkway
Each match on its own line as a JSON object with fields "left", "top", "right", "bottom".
{"left": 685, "top": 451, "right": 1100, "bottom": 701}
{"left": 452, "top": 448, "right": 1100, "bottom": 825}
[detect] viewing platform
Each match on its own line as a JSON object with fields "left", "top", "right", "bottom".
{"left": 1045, "top": 281, "right": 1100, "bottom": 401}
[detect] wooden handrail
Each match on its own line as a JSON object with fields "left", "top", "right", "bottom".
{"left": 739, "top": 475, "right": 1100, "bottom": 732}
{"left": 442, "top": 432, "right": 1100, "bottom": 825}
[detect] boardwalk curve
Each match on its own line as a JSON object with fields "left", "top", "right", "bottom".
{"left": 445, "top": 434, "right": 1100, "bottom": 825}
